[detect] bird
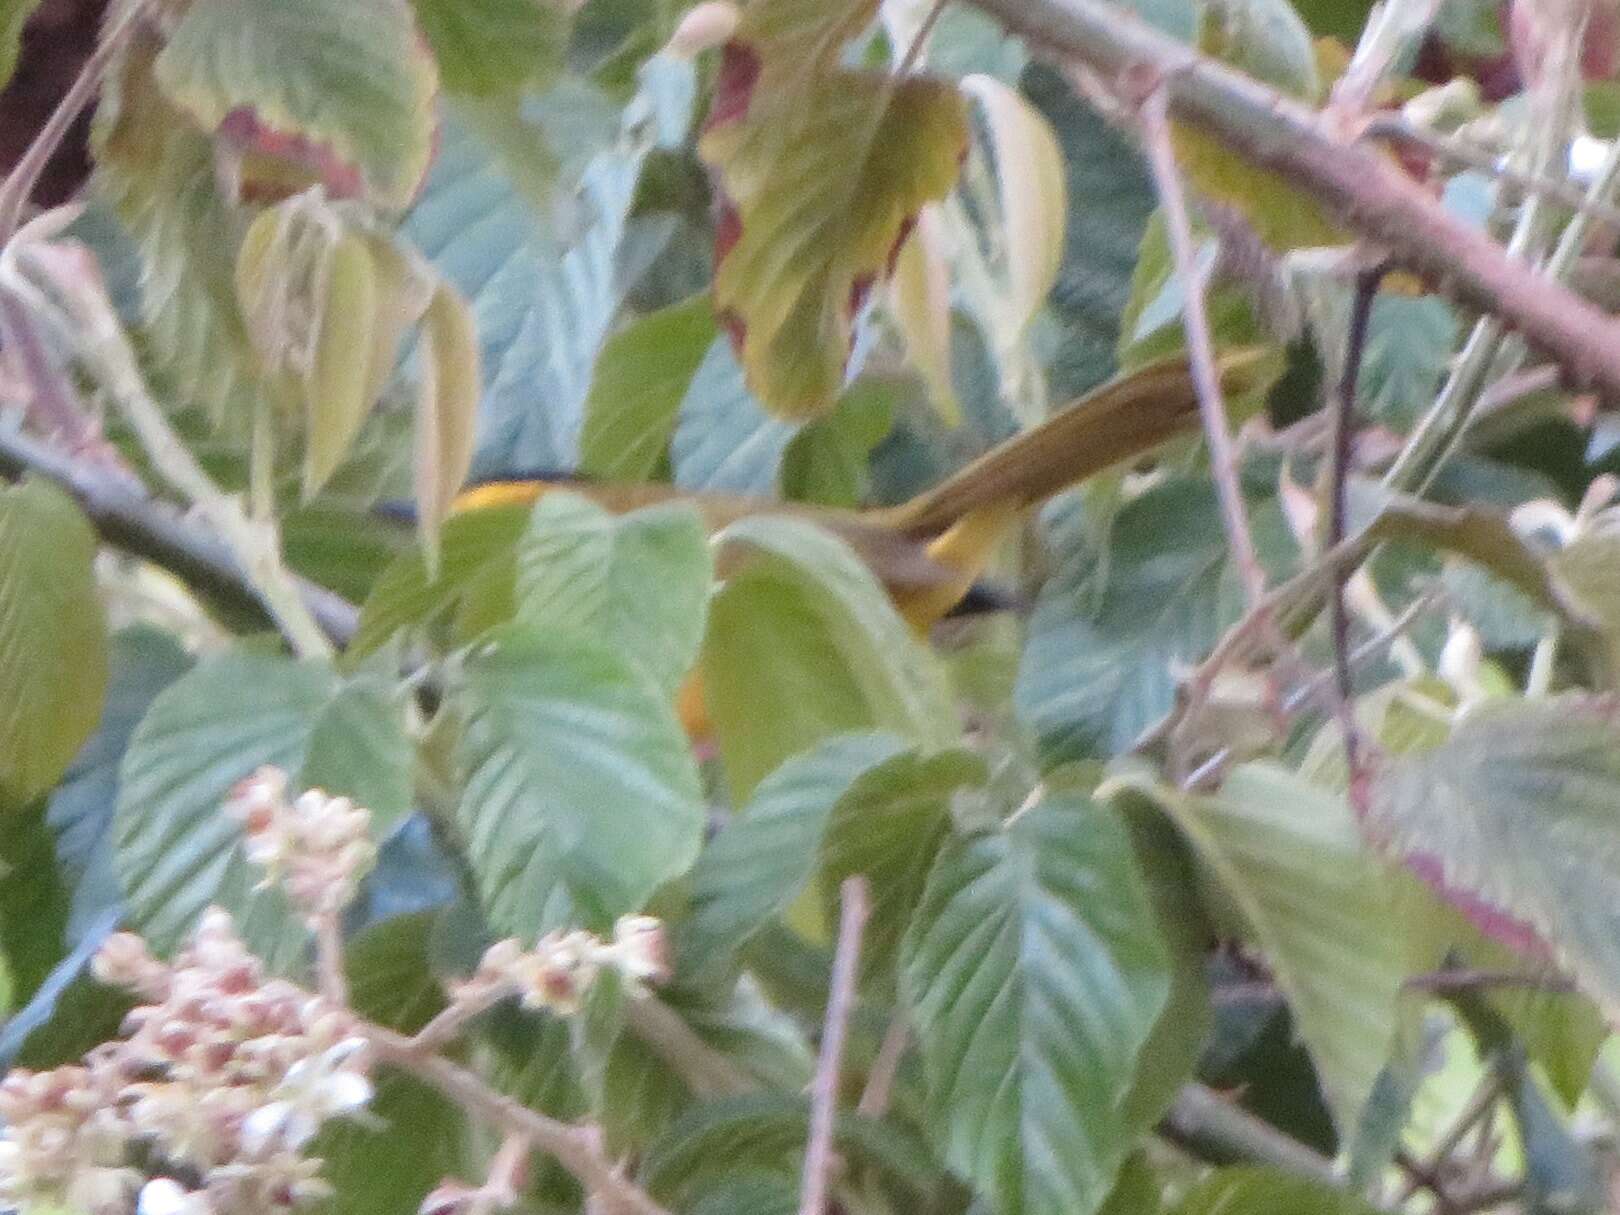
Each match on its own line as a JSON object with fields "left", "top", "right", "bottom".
{"left": 433, "top": 349, "right": 1269, "bottom": 739}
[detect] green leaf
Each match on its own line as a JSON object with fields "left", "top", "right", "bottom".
{"left": 0, "top": 803, "right": 71, "bottom": 1004}
{"left": 114, "top": 653, "right": 402, "bottom": 967}
{"left": 962, "top": 73, "right": 1068, "bottom": 333}
{"left": 415, "top": 284, "right": 483, "bottom": 566}
{"left": 901, "top": 791, "right": 1171, "bottom": 1215}
{"left": 672, "top": 336, "right": 797, "bottom": 493}
{"left": 46, "top": 628, "right": 192, "bottom": 944}
{"left": 302, "top": 230, "right": 382, "bottom": 499}
{"left": 93, "top": 33, "right": 269, "bottom": 420}
{"left": 1022, "top": 62, "right": 1156, "bottom": 398}
{"left": 0, "top": 478, "right": 108, "bottom": 806}
{"left": 404, "top": 59, "right": 695, "bottom": 474}
{"left": 0, "top": 0, "right": 41, "bottom": 90}
{"left": 350, "top": 501, "right": 529, "bottom": 659}
{"left": 513, "top": 492, "right": 713, "bottom": 699}
{"left": 1014, "top": 479, "right": 1252, "bottom": 762}
{"left": 313, "top": 1070, "right": 469, "bottom": 1215}
{"left": 1119, "top": 764, "right": 1413, "bottom": 1134}
{"left": 1366, "top": 696, "right": 1620, "bottom": 1020}
{"left": 154, "top": 0, "right": 438, "bottom": 207}
{"left": 641, "top": 1094, "right": 939, "bottom": 1210}
{"left": 115, "top": 653, "right": 332, "bottom": 965}
{"left": 454, "top": 623, "right": 705, "bottom": 933}
{"left": 683, "top": 733, "right": 978, "bottom": 980}
{"left": 683, "top": 734, "right": 908, "bottom": 974}
{"left": 699, "top": 2, "right": 968, "bottom": 418}
{"left": 1099, "top": 1154, "right": 1162, "bottom": 1215}
{"left": 411, "top": 0, "right": 569, "bottom": 96}
{"left": 702, "top": 515, "right": 957, "bottom": 801}
{"left": 779, "top": 380, "right": 896, "bottom": 508}
{"left": 1166, "top": 1168, "right": 1382, "bottom": 1215}
{"left": 579, "top": 295, "right": 720, "bottom": 481}
{"left": 299, "top": 674, "right": 413, "bottom": 832}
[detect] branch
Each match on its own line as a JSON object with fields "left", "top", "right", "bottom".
{"left": 1159, "top": 1084, "right": 1343, "bottom": 1189}
{"left": 799, "top": 877, "right": 869, "bottom": 1215}
{"left": 0, "top": 0, "right": 148, "bottom": 245}
{"left": 364, "top": 1023, "right": 672, "bottom": 1215}
{"left": 961, "top": 0, "right": 1620, "bottom": 399}
{"left": 0, "top": 421, "right": 360, "bottom": 646}
{"left": 1138, "top": 84, "right": 1265, "bottom": 611}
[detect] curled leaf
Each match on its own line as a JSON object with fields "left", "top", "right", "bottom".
{"left": 414, "top": 284, "right": 482, "bottom": 567}
{"left": 888, "top": 203, "right": 960, "bottom": 425}
{"left": 302, "top": 232, "right": 380, "bottom": 498}
{"left": 962, "top": 73, "right": 1067, "bottom": 333}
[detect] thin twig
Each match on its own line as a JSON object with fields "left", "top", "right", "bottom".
{"left": 1395, "top": 1147, "right": 1464, "bottom": 1215}
{"left": 1394, "top": 1069, "right": 1504, "bottom": 1205}
{"left": 405, "top": 986, "right": 509, "bottom": 1057}
{"left": 14, "top": 248, "right": 336, "bottom": 658}
{"left": 1328, "top": 265, "right": 1386, "bottom": 799}
{"left": 1159, "top": 1084, "right": 1342, "bottom": 1188}
{"left": 0, "top": 0, "right": 147, "bottom": 245}
{"left": 364, "top": 1023, "right": 672, "bottom": 1215}
{"left": 1404, "top": 968, "right": 1578, "bottom": 996}
{"left": 0, "top": 421, "right": 360, "bottom": 645}
{"left": 623, "top": 996, "right": 759, "bottom": 1098}
{"left": 856, "top": 1014, "right": 908, "bottom": 1118}
{"left": 963, "top": 0, "right": 1620, "bottom": 399}
{"left": 1139, "top": 84, "right": 1265, "bottom": 610}
{"left": 0, "top": 289, "right": 100, "bottom": 450}
{"left": 1363, "top": 116, "right": 1620, "bottom": 230}
{"left": 896, "top": 0, "right": 950, "bottom": 76}
{"left": 314, "top": 913, "right": 347, "bottom": 1006}
{"left": 799, "top": 877, "right": 869, "bottom": 1215}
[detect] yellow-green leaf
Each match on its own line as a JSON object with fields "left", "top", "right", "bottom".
{"left": 414, "top": 285, "right": 482, "bottom": 566}
{"left": 700, "top": 17, "right": 968, "bottom": 419}
{"left": 888, "top": 203, "right": 960, "bottom": 425}
{"left": 0, "top": 479, "right": 109, "bottom": 807}
{"left": 962, "top": 73, "right": 1067, "bottom": 332}
{"left": 153, "top": 0, "right": 438, "bottom": 208}
{"left": 303, "top": 232, "right": 380, "bottom": 498}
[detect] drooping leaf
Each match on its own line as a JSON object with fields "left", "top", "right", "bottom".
{"left": 153, "top": 0, "right": 438, "bottom": 207}
{"left": 702, "top": 515, "right": 957, "bottom": 801}
{"left": 579, "top": 294, "right": 720, "bottom": 481}
{"left": 962, "top": 73, "right": 1067, "bottom": 333}
{"left": 1366, "top": 696, "right": 1620, "bottom": 1019}
{"left": 511, "top": 491, "right": 713, "bottom": 698}
{"left": 887, "top": 203, "right": 960, "bottom": 424}
{"left": 411, "top": 0, "right": 570, "bottom": 96}
{"left": 901, "top": 791, "right": 1171, "bottom": 1215}
{"left": 699, "top": 1, "right": 969, "bottom": 419}
{"left": 0, "top": 478, "right": 108, "bottom": 806}
{"left": 1117, "top": 763, "right": 1413, "bottom": 1136}
{"left": 414, "top": 283, "right": 483, "bottom": 564}
{"left": 453, "top": 623, "right": 705, "bottom": 934}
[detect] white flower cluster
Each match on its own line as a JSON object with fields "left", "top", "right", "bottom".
{"left": 223, "top": 768, "right": 376, "bottom": 924}
{"left": 457, "top": 915, "right": 669, "bottom": 1016}
{"left": 0, "top": 909, "right": 372, "bottom": 1215}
